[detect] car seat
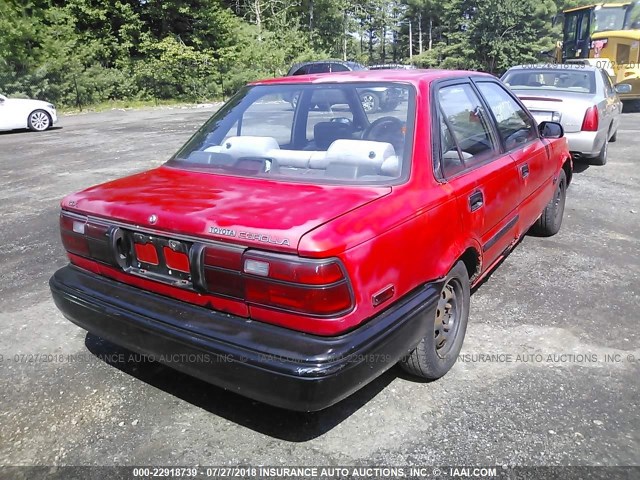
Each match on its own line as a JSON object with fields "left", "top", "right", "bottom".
{"left": 311, "top": 121, "right": 355, "bottom": 150}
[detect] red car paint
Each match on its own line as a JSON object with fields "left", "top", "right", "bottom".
{"left": 58, "top": 70, "right": 572, "bottom": 336}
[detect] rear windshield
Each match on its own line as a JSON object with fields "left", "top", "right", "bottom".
{"left": 502, "top": 69, "right": 596, "bottom": 94}
{"left": 170, "top": 83, "right": 415, "bottom": 185}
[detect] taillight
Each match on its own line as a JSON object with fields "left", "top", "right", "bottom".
{"left": 201, "top": 246, "right": 354, "bottom": 317}
{"left": 201, "top": 244, "right": 244, "bottom": 298}
{"left": 60, "top": 212, "right": 111, "bottom": 263}
{"left": 243, "top": 251, "right": 353, "bottom": 316}
{"left": 581, "top": 106, "right": 599, "bottom": 131}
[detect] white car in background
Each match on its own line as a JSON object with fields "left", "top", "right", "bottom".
{"left": 501, "top": 65, "right": 631, "bottom": 165}
{"left": 0, "top": 93, "right": 58, "bottom": 132}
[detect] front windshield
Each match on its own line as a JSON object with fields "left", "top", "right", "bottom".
{"left": 626, "top": 2, "right": 640, "bottom": 28}
{"left": 593, "top": 6, "right": 627, "bottom": 32}
{"left": 171, "top": 83, "right": 414, "bottom": 184}
{"left": 502, "top": 69, "right": 596, "bottom": 94}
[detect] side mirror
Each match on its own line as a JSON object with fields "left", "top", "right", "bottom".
{"left": 0, "top": 94, "right": 6, "bottom": 102}
{"left": 614, "top": 84, "right": 632, "bottom": 94}
{"left": 539, "top": 121, "right": 564, "bottom": 139}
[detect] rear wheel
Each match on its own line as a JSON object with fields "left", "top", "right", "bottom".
{"left": 531, "top": 169, "right": 566, "bottom": 237}
{"left": 400, "top": 260, "right": 470, "bottom": 380}
{"left": 28, "top": 109, "right": 51, "bottom": 131}
{"left": 591, "top": 139, "right": 608, "bottom": 165}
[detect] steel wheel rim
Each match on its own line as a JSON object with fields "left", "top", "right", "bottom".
{"left": 361, "top": 94, "right": 375, "bottom": 112}
{"left": 30, "top": 111, "right": 49, "bottom": 131}
{"left": 434, "top": 278, "right": 463, "bottom": 358}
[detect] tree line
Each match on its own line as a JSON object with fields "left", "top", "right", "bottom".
{"left": 0, "top": 0, "right": 582, "bottom": 108}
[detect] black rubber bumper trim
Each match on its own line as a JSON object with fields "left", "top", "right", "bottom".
{"left": 50, "top": 266, "right": 441, "bottom": 411}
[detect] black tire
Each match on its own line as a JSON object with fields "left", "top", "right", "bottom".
{"left": 400, "top": 260, "right": 470, "bottom": 380}
{"left": 609, "top": 129, "right": 617, "bottom": 143}
{"left": 591, "top": 139, "right": 608, "bottom": 165}
{"left": 531, "top": 169, "right": 567, "bottom": 237}
{"left": 27, "top": 109, "right": 51, "bottom": 131}
{"left": 359, "top": 91, "right": 380, "bottom": 114}
{"left": 380, "top": 99, "right": 400, "bottom": 112}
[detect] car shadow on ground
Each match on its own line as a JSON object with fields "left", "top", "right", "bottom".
{"left": 622, "top": 101, "right": 640, "bottom": 113}
{"left": 84, "top": 333, "right": 397, "bottom": 441}
{"left": 572, "top": 161, "right": 591, "bottom": 173}
{"left": 0, "top": 126, "right": 62, "bottom": 135}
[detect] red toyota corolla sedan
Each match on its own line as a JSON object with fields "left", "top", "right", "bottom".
{"left": 50, "top": 69, "right": 572, "bottom": 411}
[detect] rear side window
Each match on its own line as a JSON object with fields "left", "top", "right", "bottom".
{"left": 292, "top": 65, "right": 310, "bottom": 76}
{"left": 476, "top": 82, "right": 537, "bottom": 151}
{"left": 331, "top": 63, "right": 350, "bottom": 72}
{"left": 436, "top": 83, "right": 498, "bottom": 176}
{"left": 308, "top": 63, "right": 331, "bottom": 74}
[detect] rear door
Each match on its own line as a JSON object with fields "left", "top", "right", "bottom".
{"left": 599, "top": 68, "right": 623, "bottom": 136}
{"left": 434, "top": 81, "right": 521, "bottom": 268}
{"left": 474, "top": 80, "right": 552, "bottom": 231}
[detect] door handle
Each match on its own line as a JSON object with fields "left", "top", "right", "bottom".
{"left": 469, "top": 190, "right": 484, "bottom": 212}
{"left": 521, "top": 164, "right": 530, "bottom": 178}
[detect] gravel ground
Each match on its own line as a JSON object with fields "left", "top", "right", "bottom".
{"left": 0, "top": 105, "right": 638, "bottom": 472}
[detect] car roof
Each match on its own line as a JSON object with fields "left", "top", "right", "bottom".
{"left": 369, "top": 64, "right": 416, "bottom": 70}
{"left": 291, "top": 59, "right": 362, "bottom": 66}
{"left": 287, "top": 60, "right": 365, "bottom": 74}
{"left": 252, "top": 69, "right": 495, "bottom": 87}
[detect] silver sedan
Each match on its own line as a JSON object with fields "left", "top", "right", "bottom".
{"left": 501, "top": 65, "right": 631, "bottom": 165}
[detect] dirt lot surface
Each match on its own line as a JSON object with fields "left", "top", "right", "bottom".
{"left": 0, "top": 106, "right": 638, "bottom": 471}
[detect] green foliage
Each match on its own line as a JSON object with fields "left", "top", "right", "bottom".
{"left": 0, "top": 0, "right": 570, "bottom": 107}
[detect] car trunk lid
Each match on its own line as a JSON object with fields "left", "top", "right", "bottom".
{"left": 62, "top": 166, "right": 391, "bottom": 254}
{"left": 513, "top": 90, "right": 597, "bottom": 133}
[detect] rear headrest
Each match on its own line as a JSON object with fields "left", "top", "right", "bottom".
{"left": 209, "top": 136, "right": 280, "bottom": 158}
{"left": 317, "top": 139, "right": 400, "bottom": 177}
{"left": 313, "top": 122, "right": 354, "bottom": 150}
{"left": 324, "top": 139, "right": 395, "bottom": 166}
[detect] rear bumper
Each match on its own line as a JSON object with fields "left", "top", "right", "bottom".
{"left": 50, "top": 266, "right": 440, "bottom": 411}
{"left": 565, "top": 130, "right": 604, "bottom": 157}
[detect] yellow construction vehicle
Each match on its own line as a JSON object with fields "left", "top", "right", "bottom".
{"left": 560, "top": 2, "right": 639, "bottom": 101}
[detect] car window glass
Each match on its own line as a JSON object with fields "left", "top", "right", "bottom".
{"left": 578, "top": 14, "right": 589, "bottom": 41}
{"left": 437, "top": 111, "right": 465, "bottom": 177}
{"left": 331, "top": 63, "right": 350, "bottom": 72}
{"left": 309, "top": 63, "right": 331, "bottom": 74}
{"left": 292, "top": 65, "right": 309, "bottom": 75}
{"left": 601, "top": 70, "right": 615, "bottom": 95}
{"left": 502, "top": 69, "right": 596, "bottom": 94}
{"left": 173, "top": 83, "right": 413, "bottom": 185}
{"left": 235, "top": 93, "right": 294, "bottom": 145}
{"left": 305, "top": 89, "right": 354, "bottom": 142}
{"left": 564, "top": 14, "right": 578, "bottom": 41}
{"left": 476, "top": 82, "right": 537, "bottom": 151}
{"left": 437, "top": 83, "right": 498, "bottom": 168}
